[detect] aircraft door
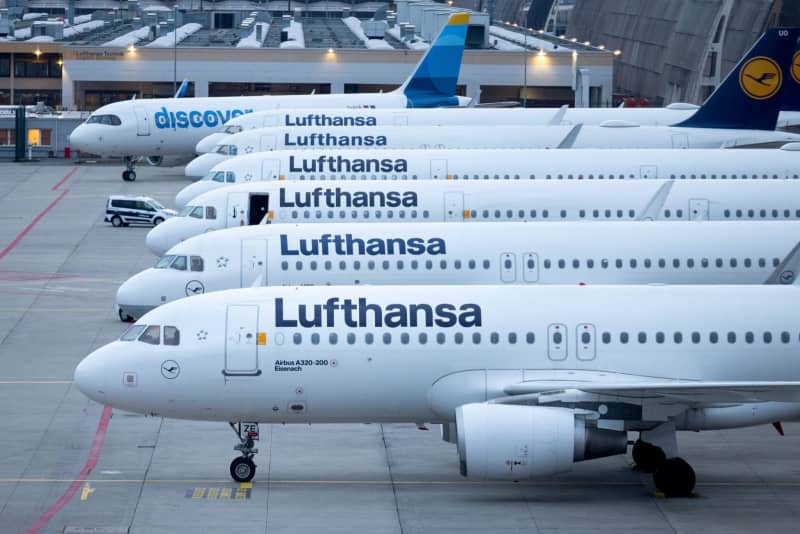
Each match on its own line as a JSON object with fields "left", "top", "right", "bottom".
{"left": 689, "top": 199, "right": 710, "bottom": 220}
{"left": 576, "top": 323, "right": 596, "bottom": 361}
{"left": 241, "top": 239, "right": 267, "bottom": 287}
{"left": 443, "top": 192, "right": 463, "bottom": 220}
{"left": 522, "top": 253, "right": 539, "bottom": 282}
{"left": 227, "top": 192, "right": 249, "bottom": 227}
{"left": 393, "top": 113, "right": 408, "bottom": 126}
{"left": 260, "top": 135, "right": 277, "bottom": 151}
{"left": 547, "top": 323, "right": 567, "bottom": 361}
{"left": 224, "top": 305, "right": 260, "bottom": 376}
{"left": 671, "top": 134, "right": 689, "bottom": 148}
{"left": 639, "top": 165, "right": 657, "bottom": 179}
{"left": 249, "top": 194, "right": 270, "bottom": 224}
{"left": 261, "top": 159, "right": 281, "bottom": 181}
{"left": 133, "top": 104, "right": 150, "bottom": 136}
{"left": 430, "top": 158, "right": 448, "bottom": 180}
{"left": 500, "top": 253, "right": 516, "bottom": 283}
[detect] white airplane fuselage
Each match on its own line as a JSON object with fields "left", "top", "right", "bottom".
{"left": 185, "top": 124, "right": 800, "bottom": 178}
{"left": 118, "top": 220, "right": 800, "bottom": 320}
{"left": 149, "top": 179, "right": 800, "bottom": 255}
{"left": 77, "top": 284, "right": 800, "bottom": 424}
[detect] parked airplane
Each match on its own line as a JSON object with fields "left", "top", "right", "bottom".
{"left": 174, "top": 144, "right": 800, "bottom": 209}
{"left": 184, "top": 27, "right": 800, "bottom": 177}
{"left": 118, "top": 220, "right": 800, "bottom": 321}
{"left": 75, "top": 275, "right": 800, "bottom": 495}
{"left": 67, "top": 13, "right": 472, "bottom": 181}
{"left": 151, "top": 179, "right": 800, "bottom": 256}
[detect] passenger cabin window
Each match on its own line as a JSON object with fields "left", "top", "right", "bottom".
{"left": 139, "top": 325, "right": 161, "bottom": 345}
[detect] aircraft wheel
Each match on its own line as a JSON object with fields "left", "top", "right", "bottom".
{"left": 127, "top": 170, "right": 136, "bottom": 181}
{"left": 122, "top": 170, "right": 131, "bottom": 181}
{"left": 632, "top": 439, "right": 666, "bottom": 473}
{"left": 230, "top": 457, "right": 256, "bottom": 483}
{"left": 111, "top": 215, "right": 123, "bottom": 228}
{"left": 653, "top": 457, "right": 696, "bottom": 497}
{"left": 118, "top": 308, "right": 134, "bottom": 323}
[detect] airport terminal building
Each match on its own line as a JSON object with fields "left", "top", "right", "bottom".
{"left": 0, "top": 0, "right": 614, "bottom": 111}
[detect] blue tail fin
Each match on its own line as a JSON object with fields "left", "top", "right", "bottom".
{"left": 174, "top": 79, "right": 189, "bottom": 98}
{"left": 399, "top": 13, "right": 469, "bottom": 108}
{"left": 676, "top": 28, "right": 799, "bottom": 130}
{"left": 782, "top": 49, "right": 800, "bottom": 111}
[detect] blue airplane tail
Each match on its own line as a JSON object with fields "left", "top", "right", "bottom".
{"left": 676, "top": 27, "right": 799, "bottom": 130}
{"left": 782, "top": 49, "right": 800, "bottom": 111}
{"left": 399, "top": 13, "right": 470, "bottom": 108}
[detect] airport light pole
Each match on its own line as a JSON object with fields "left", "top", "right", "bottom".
{"left": 173, "top": 5, "right": 178, "bottom": 95}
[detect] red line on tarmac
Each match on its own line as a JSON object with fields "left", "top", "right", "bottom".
{"left": 51, "top": 168, "right": 78, "bottom": 191}
{"left": 21, "top": 405, "right": 113, "bottom": 534}
{"left": 0, "top": 188, "right": 69, "bottom": 262}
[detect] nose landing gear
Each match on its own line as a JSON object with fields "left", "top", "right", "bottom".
{"left": 228, "top": 422, "right": 259, "bottom": 482}
{"left": 122, "top": 156, "right": 137, "bottom": 181}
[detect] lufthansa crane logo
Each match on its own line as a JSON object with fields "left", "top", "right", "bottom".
{"left": 792, "top": 51, "right": 800, "bottom": 85}
{"left": 739, "top": 56, "right": 782, "bottom": 100}
{"left": 161, "top": 360, "right": 180, "bottom": 379}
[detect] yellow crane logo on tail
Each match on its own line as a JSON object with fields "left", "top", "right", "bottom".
{"left": 739, "top": 56, "right": 782, "bottom": 100}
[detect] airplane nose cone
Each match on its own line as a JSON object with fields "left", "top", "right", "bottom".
{"left": 69, "top": 125, "right": 92, "bottom": 152}
{"left": 185, "top": 154, "right": 227, "bottom": 179}
{"left": 74, "top": 347, "right": 108, "bottom": 404}
{"left": 196, "top": 133, "right": 227, "bottom": 153}
{"left": 175, "top": 182, "right": 214, "bottom": 209}
{"left": 117, "top": 273, "right": 158, "bottom": 320}
{"left": 146, "top": 223, "right": 174, "bottom": 256}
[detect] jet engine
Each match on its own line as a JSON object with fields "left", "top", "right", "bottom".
{"left": 146, "top": 155, "right": 194, "bottom": 167}
{"left": 456, "top": 404, "right": 628, "bottom": 480}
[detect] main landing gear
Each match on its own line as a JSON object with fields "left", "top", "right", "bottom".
{"left": 122, "top": 156, "right": 137, "bottom": 181}
{"left": 632, "top": 438, "right": 696, "bottom": 497}
{"left": 228, "top": 422, "right": 258, "bottom": 482}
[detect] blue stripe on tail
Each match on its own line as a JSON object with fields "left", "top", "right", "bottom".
{"left": 403, "top": 13, "right": 469, "bottom": 108}
{"left": 676, "top": 28, "right": 799, "bottom": 130}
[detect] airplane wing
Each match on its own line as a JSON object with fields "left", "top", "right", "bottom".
{"left": 501, "top": 380, "right": 800, "bottom": 404}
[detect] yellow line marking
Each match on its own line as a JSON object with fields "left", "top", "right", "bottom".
{"left": 239, "top": 482, "right": 253, "bottom": 489}
{"left": 80, "top": 483, "right": 95, "bottom": 501}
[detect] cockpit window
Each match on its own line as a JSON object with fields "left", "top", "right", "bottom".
{"left": 155, "top": 255, "right": 175, "bottom": 269}
{"left": 211, "top": 171, "right": 225, "bottom": 183}
{"left": 215, "top": 144, "right": 237, "bottom": 156}
{"left": 139, "top": 325, "right": 161, "bottom": 345}
{"left": 170, "top": 256, "right": 187, "bottom": 271}
{"left": 86, "top": 114, "right": 122, "bottom": 126}
{"left": 190, "top": 256, "right": 204, "bottom": 272}
{"left": 189, "top": 206, "right": 204, "bottom": 219}
{"left": 120, "top": 324, "right": 146, "bottom": 341}
{"left": 225, "top": 125, "right": 242, "bottom": 134}
{"left": 226, "top": 172, "right": 236, "bottom": 183}
{"left": 164, "top": 326, "right": 180, "bottom": 346}
{"left": 206, "top": 206, "right": 217, "bottom": 220}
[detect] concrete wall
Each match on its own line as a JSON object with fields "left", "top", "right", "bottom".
{"left": 567, "top": 0, "right": 775, "bottom": 105}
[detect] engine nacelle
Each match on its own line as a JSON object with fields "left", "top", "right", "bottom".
{"left": 456, "top": 404, "right": 628, "bottom": 480}
{"left": 146, "top": 155, "right": 194, "bottom": 167}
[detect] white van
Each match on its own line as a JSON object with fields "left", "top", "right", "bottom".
{"left": 105, "top": 195, "right": 177, "bottom": 227}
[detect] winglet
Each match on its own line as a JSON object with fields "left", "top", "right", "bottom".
{"left": 765, "top": 240, "right": 800, "bottom": 284}
{"left": 675, "top": 28, "right": 800, "bottom": 130}
{"left": 637, "top": 181, "right": 674, "bottom": 221}
{"left": 548, "top": 105, "right": 569, "bottom": 125}
{"left": 399, "top": 12, "right": 470, "bottom": 108}
{"left": 556, "top": 124, "right": 582, "bottom": 148}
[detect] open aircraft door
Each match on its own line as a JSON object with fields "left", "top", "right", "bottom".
{"left": 547, "top": 323, "right": 567, "bottom": 361}
{"left": 639, "top": 165, "right": 657, "bottom": 179}
{"left": 576, "top": 323, "right": 596, "bottom": 361}
{"left": 689, "top": 199, "right": 710, "bottom": 220}
{"left": 430, "top": 158, "right": 448, "bottom": 180}
{"left": 259, "top": 135, "right": 277, "bottom": 151}
{"left": 443, "top": 192, "right": 463, "bottom": 220}
{"left": 249, "top": 194, "right": 270, "bottom": 224}
{"left": 671, "top": 134, "right": 689, "bottom": 148}
{"left": 227, "top": 192, "right": 248, "bottom": 227}
{"left": 224, "top": 305, "right": 261, "bottom": 376}
{"left": 241, "top": 239, "right": 267, "bottom": 287}
{"left": 500, "top": 253, "right": 516, "bottom": 283}
{"left": 133, "top": 104, "right": 150, "bottom": 136}
{"left": 261, "top": 159, "right": 281, "bottom": 181}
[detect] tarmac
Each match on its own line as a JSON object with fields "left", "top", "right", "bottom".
{"left": 1, "top": 161, "right": 800, "bottom": 534}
